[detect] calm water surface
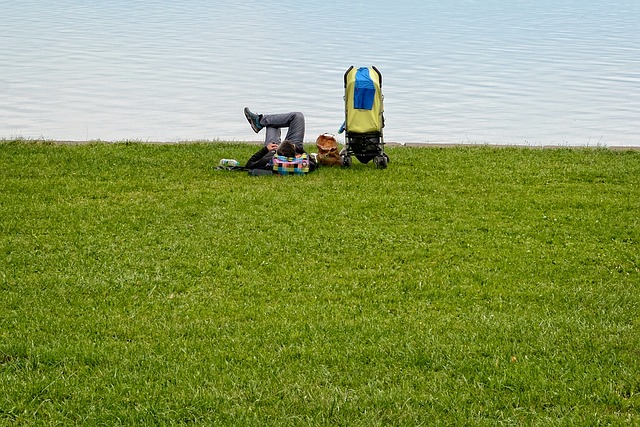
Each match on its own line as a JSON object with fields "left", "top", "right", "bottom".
{"left": 1, "top": 0, "right": 639, "bottom": 146}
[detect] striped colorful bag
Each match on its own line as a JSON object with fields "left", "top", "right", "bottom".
{"left": 272, "top": 153, "right": 310, "bottom": 175}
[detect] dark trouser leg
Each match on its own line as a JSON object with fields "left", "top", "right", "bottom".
{"left": 261, "top": 112, "right": 305, "bottom": 150}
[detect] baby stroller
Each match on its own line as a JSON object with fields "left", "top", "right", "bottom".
{"left": 341, "top": 65, "right": 389, "bottom": 168}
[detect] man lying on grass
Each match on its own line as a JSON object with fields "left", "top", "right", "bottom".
{"left": 242, "top": 107, "right": 316, "bottom": 175}
{"left": 220, "top": 140, "right": 316, "bottom": 176}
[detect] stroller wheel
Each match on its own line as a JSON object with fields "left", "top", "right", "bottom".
{"left": 374, "top": 155, "right": 388, "bottom": 169}
{"left": 342, "top": 155, "right": 352, "bottom": 168}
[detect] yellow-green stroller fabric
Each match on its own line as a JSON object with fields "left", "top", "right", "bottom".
{"left": 345, "top": 66, "right": 383, "bottom": 134}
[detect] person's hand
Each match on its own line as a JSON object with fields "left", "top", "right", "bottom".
{"left": 267, "top": 143, "right": 278, "bottom": 151}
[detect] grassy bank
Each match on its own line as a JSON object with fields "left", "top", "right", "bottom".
{"left": 1, "top": 141, "right": 639, "bottom": 425}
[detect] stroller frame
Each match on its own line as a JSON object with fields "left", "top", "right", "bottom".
{"left": 341, "top": 65, "right": 389, "bottom": 168}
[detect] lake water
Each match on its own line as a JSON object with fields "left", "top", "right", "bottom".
{"left": 2, "top": 0, "right": 639, "bottom": 147}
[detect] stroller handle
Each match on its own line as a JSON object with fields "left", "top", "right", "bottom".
{"left": 372, "top": 66, "right": 382, "bottom": 87}
{"left": 343, "top": 66, "right": 354, "bottom": 88}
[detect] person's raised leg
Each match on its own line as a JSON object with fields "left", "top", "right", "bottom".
{"left": 282, "top": 112, "right": 305, "bottom": 150}
{"left": 264, "top": 127, "right": 282, "bottom": 145}
{"left": 244, "top": 107, "right": 280, "bottom": 145}
{"left": 260, "top": 112, "right": 305, "bottom": 150}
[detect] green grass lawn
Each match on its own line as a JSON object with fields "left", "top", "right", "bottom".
{"left": 1, "top": 141, "right": 639, "bottom": 425}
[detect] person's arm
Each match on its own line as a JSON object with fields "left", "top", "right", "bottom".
{"left": 246, "top": 145, "right": 275, "bottom": 169}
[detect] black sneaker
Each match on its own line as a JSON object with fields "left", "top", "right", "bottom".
{"left": 244, "top": 107, "right": 263, "bottom": 133}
